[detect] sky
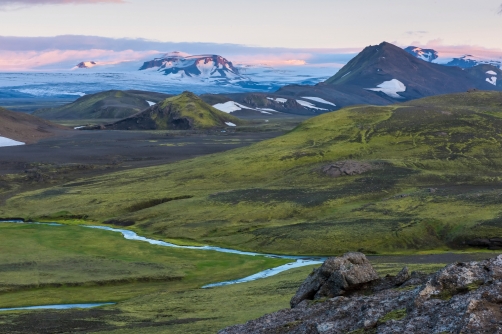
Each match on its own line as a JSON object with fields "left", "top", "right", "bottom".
{"left": 0, "top": 0, "right": 501, "bottom": 70}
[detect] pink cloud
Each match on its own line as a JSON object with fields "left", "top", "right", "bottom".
{"left": 0, "top": 49, "right": 159, "bottom": 71}
{"left": 231, "top": 53, "right": 312, "bottom": 66}
{"left": 0, "top": 36, "right": 363, "bottom": 71}
{"left": 230, "top": 50, "right": 358, "bottom": 67}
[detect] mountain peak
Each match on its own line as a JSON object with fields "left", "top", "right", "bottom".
{"left": 179, "top": 91, "right": 200, "bottom": 100}
{"left": 323, "top": 41, "right": 500, "bottom": 100}
{"left": 404, "top": 46, "right": 439, "bottom": 62}
{"left": 138, "top": 53, "right": 246, "bottom": 83}
{"left": 74, "top": 61, "right": 97, "bottom": 69}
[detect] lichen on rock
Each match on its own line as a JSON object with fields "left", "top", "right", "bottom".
{"left": 220, "top": 254, "right": 502, "bottom": 334}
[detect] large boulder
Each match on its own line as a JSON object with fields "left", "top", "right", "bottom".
{"left": 221, "top": 254, "right": 502, "bottom": 334}
{"left": 290, "top": 252, "right": 379, "bottom": 308}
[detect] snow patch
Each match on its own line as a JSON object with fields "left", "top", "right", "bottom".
{"left": 213, "top": 101, "right": 274, "bottom": 114}
{"left": 146, "top": 100, "right": 156, "bottom": 106}
{"left": 213, "top": 101, "right": 246, "bottom": 113}
{"left": 74, "top": 126, "right": 86, "bottom": 130}
{"left": 301, "top": 97, "right": 336, "bottom": 107}
{"left": 225, "top": 122, "right": 236, "bottom": 127}
{"left": 257, "top": 108, "right": 277, "bottom": 113}
{"left": 267, "top": 97, "right": 288, "bottom": 103}
{"left": 365, "top": 79, "right": 406, "bottom": 99}
{"left": 296, "top": 100, "right": 328, "bottom": 111}
{"left": 0, "top": 136, "right": 25, "bottom": 147}
{"left": 487, "top": 77, "right": 497, "bottom": 86}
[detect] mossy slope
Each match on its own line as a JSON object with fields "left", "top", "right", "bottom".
{"left": 4, "top": 91, "right": 502, "bottom": 254}
{"left": 106, "top": 91, "right": 243, "bottom": 130}
{"left": 34, "top": 90, "right": 172, "bottom": 120}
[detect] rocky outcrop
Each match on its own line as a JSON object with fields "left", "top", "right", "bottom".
{"left": 290, "top": 252, "right": 379, "bottom": 308}
{"left": 320, "top": 161, "right": 373, "bottom": 178}
{"left": 467, "top": 238, "right": 502, "bottom": 250}
{"left": 220, "top": 253, "right": 502, "bottom": 334}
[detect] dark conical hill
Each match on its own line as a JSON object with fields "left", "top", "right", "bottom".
{"left": 324, "top": 42, "right": 498, "bottom": 100}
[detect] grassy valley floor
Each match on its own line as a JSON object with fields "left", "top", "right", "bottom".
{"left": 2, "top": 92, "right": 502, "bottom": 332}
{"left": 0, "top": 221, "right": 489, "bottom": 333}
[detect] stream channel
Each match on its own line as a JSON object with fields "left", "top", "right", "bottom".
{"left": 0, "top": 220, "right": 325, "bottom": 312}
{"left": 2, "top": 220, "right": 497, "bottom": 312}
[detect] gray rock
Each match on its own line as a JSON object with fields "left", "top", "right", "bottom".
{"left": 290, "top": 252, "right": 379, "bottom": 308}
{"left": 394, "top": 266, "right": 410, "bottom": 286}
{"left": 320, "top": 161, "right": 373, "bottom": 178}
{"left": 220, "top": 254, "right": 502, "bottom": 334}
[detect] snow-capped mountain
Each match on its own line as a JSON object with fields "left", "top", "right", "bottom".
{"left": 405, "top": 47, "right": 502, "bottom": 69}
{"left": 444, "top": 55, "right": 502, "bottom": 69}
{"left": 404, "top": 46, "right": 438, "bottom": 62}
{"left": 274, "top": 42, "right": 501, "bottom": 109}
{"left": 73, "top": 61, "right": 98, "bottom": 69}
{"left": 138, "top": 52, "right": 247, "bottom": 83}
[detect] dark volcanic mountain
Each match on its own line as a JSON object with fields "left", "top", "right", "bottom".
{"left": 324, "top": 42, "right": 498, "bottom": 99}
{"left": 102, "top": 91, "right": 243, "bottom": 130}
{"left": 273, "top": 42, "right": 502, "bottom": 107}
{"left": 465, "top": 64, "right": 501, "bottom": 88}
{"left": 445, "top": 55, "right": 502, "bottom": 69}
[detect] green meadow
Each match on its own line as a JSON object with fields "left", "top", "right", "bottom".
{"left": 3, "top": 91, "right": 502, "bottom": 255}
{"left": 0, "top": 222, "right": 289, "bottom": 302}
{"left": 0, "top": 222, "right": 447, "bottom": 333}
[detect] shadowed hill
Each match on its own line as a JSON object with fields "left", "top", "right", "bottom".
{"left": 104, "top": 91, "right": 244, "bottom": 130}
{"left": 0, "top": 107, "right": 66, "bottom": 144}
{"left": 324, "top": 42, "right": 497, "bottom": 96}
{"left": 34, "top": 90, "right": 173, "bottom": 120}
{"left": 4, "top": 91, "right": 502, "bottom": 254}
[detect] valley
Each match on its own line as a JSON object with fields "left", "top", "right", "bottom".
{"left": 1, "top": 38, "right": 502, "bottom": 333}
{"left": 1, "top": 220, "right": 491, "bottom": 333}
{"left": 5, "top": 91, "right": 502, "bottom": 255}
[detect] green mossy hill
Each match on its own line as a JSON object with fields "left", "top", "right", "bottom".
{"left": 34, "top": 90, "right": 172, "bottom": 120}
{"left": 105, "top": 91, "right": 244, "bottom": 130}
{"left": 5, "top": 91, "right": 502, "bottom": 255}
{"left": 404, "top": 90, "right": 502, "bottom": 108}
